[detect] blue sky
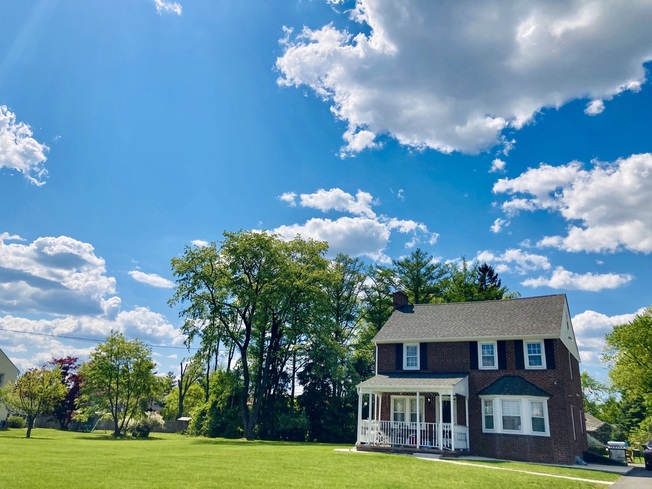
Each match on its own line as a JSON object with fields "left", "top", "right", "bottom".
{"left": 1, "top": 0, "right": 651, "bottom": 381}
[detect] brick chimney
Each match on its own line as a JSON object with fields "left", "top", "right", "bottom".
{"left": 392, "top": 291, "right": 410, "bottom": 310}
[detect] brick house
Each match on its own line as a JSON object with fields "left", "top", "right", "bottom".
{"left": 356, "top": 293, "right": 588, "bottom": 465}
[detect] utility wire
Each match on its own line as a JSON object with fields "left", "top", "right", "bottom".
{"left": 0, "top": 326, "right": 197, "bottom": 351}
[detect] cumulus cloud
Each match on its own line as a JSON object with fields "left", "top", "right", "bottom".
{"left": 584, "top": 99, "right": 605, "bottom": 115}
{"left": 0, "top": 233, "right": 183, "bottom": 369}
{"left": 154, "top": 0, "right": 182, "bottom": 16}
{"left": 490, "top": 218, "right": 508, "bottom": 234}
{"left": 477, "top": 248, "right": 550, "bottom": 275}
{"left": 276, "top": 1, "right": 652, "bottom": 155}
{"left": 0, "top": 233, "right": 117, "bottom": 316}
{"left": 190, "top": 239, "right": 209, "bottom": 248}
{"left": 493, "top": 153, "right": 652, "bottom": 253}
{"left": 521, "top": 266, "right": 633, "bottom": 291}
{"left": 129, "top": 270, "right": 174, "bottom": 289}
{"left": 278, "top": 192, "right": 297, "bottom": 206}
{"left": 0, "top": 105, "right": 49, "bottom": 185}
{"left": 490, "top": 158, "right": 507, "bottom": 173}
{"left": 572, "top": 308, "right": 645, "bottom": 364}
{"left": 275, "top": 188, "right": 437, "bottom": 261}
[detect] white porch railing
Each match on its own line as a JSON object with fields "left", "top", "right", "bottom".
{"left": 359, "top": 420, "right": 468, "bottom": 451}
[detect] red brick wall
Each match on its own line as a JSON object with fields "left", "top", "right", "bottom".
{"left": 373, "top": 339, "right": 588, "bottom": 464}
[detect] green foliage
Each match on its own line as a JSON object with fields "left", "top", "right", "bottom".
{"left": 7, "top": 415, "right": 26, "bottom": 428}
{"left": 128, "top": 412, "right": 165, "bottom": 438}
{"left": 79, "top": 331, "right": 157, "bottom": 437}
{"left": 161, "top": 383, "right": 204, "bottom": 421}
{"left": 604, "top": 307, "right": 652, "bottom": 441}
{"left": 189, "top": 369, "right": 243, "bottom": 438}
{"left": 392, "top": 249, "right": 445, "bottom": 304}
{"left": 2, "top": 366, "right": 66, "bottom": 438}
{"left": 170, "top": 231, "right": 331, "bottom": 439}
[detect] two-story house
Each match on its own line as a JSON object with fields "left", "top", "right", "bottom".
{"left": 356, "top": 293, "right": 587, "bottom": 465}
{"left": 0, "top": 348, "right": 20, "bottom": 424}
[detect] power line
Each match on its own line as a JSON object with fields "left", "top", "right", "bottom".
{"left": 0, "top": 327, "right": 196, "bottom": 351}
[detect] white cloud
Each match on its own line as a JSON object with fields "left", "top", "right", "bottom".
{"left": 572, "top": 308, "right": 645, "bottom": 364}
{"left": 154, "top": 0, "right": 182, "bottom": 16}
{"left": 521, "top": 266, "right": 633, "bottom": 291}
{"left": 493, "top": 153, "right": 652, "bottom": 253}
{"left": 0, "top": 233, "right": 117, "bottom": 316}
{"left": 490, "top": 158, "right": 507, "bottom": 173}
{"left": 298, "top": 188, "right": 376, "bottom": 218}
{"left": 0, "top": 105, "right": 49, "bottom": 185}
{"left": 584, "top": 99, "right": 605, "bottom": 115}
{"left": 129, "top": 270, "right": 174, "bottom": 289}
{"left": 276, "top": 188, "right": 437, "bottom": 261}
{"left": 490, "top": 218, "right": 508, "bottom": 233}
{"left": 276, "top": 1, "right": 652, "bottom": 155}
{"left": 190, "top": 239, "right": 209, "bottom": 248}
{"left": 278, "top": 192, "right": 297, "bottom": 206}
{"left": 477, "top": 248, "right": 550, "bottom": 275}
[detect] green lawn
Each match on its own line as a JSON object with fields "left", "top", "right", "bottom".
{"left": 0, "top": 428, "right": 621, "bottom": 488}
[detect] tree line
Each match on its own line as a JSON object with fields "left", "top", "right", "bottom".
{"left": 1, "top": 229, "right": 516, "bottom": 441}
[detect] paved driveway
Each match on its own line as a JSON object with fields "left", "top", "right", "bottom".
{"left": 610, "top": 467, "right": 652, "bottom": 488}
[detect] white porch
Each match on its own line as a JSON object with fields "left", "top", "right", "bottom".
{"left": 356, "top": 374, "right": 470, "bottom": 452}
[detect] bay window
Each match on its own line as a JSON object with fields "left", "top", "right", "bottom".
{"left": 480, "top": 397, "right": 549, "bottom": 436}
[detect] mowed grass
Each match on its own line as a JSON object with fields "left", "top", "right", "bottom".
{"left": 0, "top": 429, "right": 621, "bottom": 489}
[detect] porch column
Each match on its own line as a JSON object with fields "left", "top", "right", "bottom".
{"left": 438, "top": 393, "right": 443, "bottom": 450}
{"left": 416, "top": 392, "right": 421, "bottom": 448}
{"left": 357, "top": 389, "right": 363, "bottom": 444}
{"left": 465, "top": 395, "right": 469, "bottom": 450}
{"left": 451, "top": 395, "right": 455, "bottom": 451}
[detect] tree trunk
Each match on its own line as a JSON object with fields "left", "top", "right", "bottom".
{"left": 26, "top": 415, "right": 34, "bottom": 438}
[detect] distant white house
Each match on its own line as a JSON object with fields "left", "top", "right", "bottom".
{"left": 0, "top": 348, "right": 20, "bottom": 422}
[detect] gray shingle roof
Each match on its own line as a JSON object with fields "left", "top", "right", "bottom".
{"left": 373, "top": 294, "right": 567, "bottom": 343}
{"left": 476, "top": 375, "right": 550, "bottom": 397}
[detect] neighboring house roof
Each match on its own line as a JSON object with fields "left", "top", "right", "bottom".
{"left": 374, "top": 294, "right": 569, "bottom": 343}
{"left": 477, "top": 375, "right": 550, "bottom": 397}
{"left": 0, "top": 347, "right": 20, "bottom": 382}
{"left": 584, "top": 412, "right": 610, "bottom": 432}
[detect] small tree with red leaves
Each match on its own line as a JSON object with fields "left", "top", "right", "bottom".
{"left": 49, "top": 356, "right": 82, "bottom": 430}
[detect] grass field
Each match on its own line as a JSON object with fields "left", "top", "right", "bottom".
{"left": 0, "top": 428, "right": 621, "bottom": 488}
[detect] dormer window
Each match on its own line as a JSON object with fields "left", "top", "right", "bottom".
{"left": 479, "top": 341, "right": 497, "bottom": 370}
{"left": 403, "top": 343, "right": 419, "bottom": 370}
{"left": 524, "top": 341, "right": 546, "bottom": 369}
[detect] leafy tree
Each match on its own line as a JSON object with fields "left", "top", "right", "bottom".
{"left": 170, "top": 231, "right": 330, "bottom": 439}
{"left": 2, "top": 366, "right": 66, "bottom": 438}
{"left": 161, "top": 383, "right": 204, "bottom": 420}
{"left": 79, "top": 331, "right": 157, "bottom": 437}
{"left": 48, "top": 356, "right": 82, "bottom": 430}
{"left": 362, "top": 265, "right": 395, "bottom": 333}
{"left": 392, "top": 249, "right": 446, "bottom": 304}
{"left": 442, "top": 260, "right": 515, "bottom": 303}
{"left": 175, "top": 359, "right": 203, "bottom": 419}
{"left": 580, "top": 371, "right": 611, "bottom": 418}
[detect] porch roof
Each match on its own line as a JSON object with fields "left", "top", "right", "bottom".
{"left": 357, "top": 373, "right": 468, "bottom": 396}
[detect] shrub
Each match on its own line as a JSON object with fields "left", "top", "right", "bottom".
{"left": 128, "top": 412, "right": 165, "bottom": 438}
{"left": 7, "top": 416, "right": 26, "bottom": 429}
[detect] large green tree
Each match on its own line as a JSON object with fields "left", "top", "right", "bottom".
{"left": 2, "top": 366, "right": 66, "bottom": 438}
{"left": 604, "top": 307, "right": 652, "bottom": 439}
{"left": 79, "top": 332, "right": 157, "bottom": 437}
{"left": 170, "top": 231, "right": 331, "bottom": 439}
{"left": 392, "top": 249, "right": 446, "bottom": 304}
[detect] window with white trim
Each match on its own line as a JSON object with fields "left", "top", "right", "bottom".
{"left": 479, "top": 341, "right": 497, "bottom": 370}
{"left": 524, "top": 341, "right": 546, "bottom": 369}
{"left": 403, "top": 343, "right": 419, "bottom": 370}
{"left": 480, "top": 397, "right": 550, "bottom": 436}
{"left": 391, "top": 396, "right": 424, "bottom": 423}
{"left": 483, "top": 399, "right": 494, "bottom": 431}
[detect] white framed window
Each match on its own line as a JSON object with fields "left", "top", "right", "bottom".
{"left": 524, "top": 340, "right": 546, "bottom": 369}
{"left": 480, "top": 396, "right": 550, "bottom": 436}
{"left": 483, "top": 399, "right": 495, "bottom": 431}
{"left": 501, "top": 399, "right": 522, "bottom": 432}
{"left": 391, "top": 396, "right": 424, "bottom": 423}
{"left": 403, "top": 343, "right": 419, "bottom": 370}
{"left": 479, "top": 341, "right": 497, "bottom": 370}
